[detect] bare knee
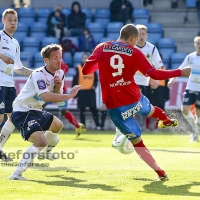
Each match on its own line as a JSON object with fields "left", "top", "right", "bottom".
{"left": 0, "top": 114, "right": 4, "bottom": 124}
{"left": 49, "top": 116, "right": 64, "bottom": 133}
{"left": 181, "top": 105, "right": 190, "bottom": 115}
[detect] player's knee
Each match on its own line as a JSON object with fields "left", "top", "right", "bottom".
{"left": 34, "top": 138, "right": 47, "bottom": 148}
{"left": 50, "top": 117, "right": 64, "bottom": 133}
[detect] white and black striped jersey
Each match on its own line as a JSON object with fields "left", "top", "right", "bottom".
{"left": 0, "top": 30, "right": 23, "bottom": 87}
{"left": 13, "top": 66, "right": 64, "bottom": 111}
{"left": 179, "top": 52, "right": 200, "bottom": 92}
{"left": 134, "top": 41, "right": 163, "bottom": 86}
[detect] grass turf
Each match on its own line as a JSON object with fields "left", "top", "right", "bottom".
{"left": 0, "top": 130, "right": 200, "bottom": 200}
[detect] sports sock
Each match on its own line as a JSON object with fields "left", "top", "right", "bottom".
{"left": 145, "top": 117, "right": 150, "bottom": 129}
{"left": 41, "top": 131, "right": 59, "bottom": 154}
{"left": 65, "top": 111, "right": 80, "bottom": 128}
{"left": 183, "top": 112, "right": 195, "bottom": 131}
{"left": 151, "top": 106, "right": 172, "bottom": 125}
{"left": 133, "top": 140, "right": 166, "bottom": 177}
{"left": 13, "top": 145, "right": 39, "bottom": 176}
{"left": 0, "top": 120, "right": 15, "bottom": 151}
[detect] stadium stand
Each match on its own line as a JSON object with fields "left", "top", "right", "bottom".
{"left": 170, "top": 53, "right": 187, "bottom": 69}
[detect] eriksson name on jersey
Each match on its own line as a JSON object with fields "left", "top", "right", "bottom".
{"left": 103, "top": 45, "right": 133, "bottom": 56}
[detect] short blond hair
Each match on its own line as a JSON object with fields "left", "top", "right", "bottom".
{"left": 40, "top": 44, "right": 62, "bottom": 59}
{"left": 194, "top": 36, "right": 200, "bottom": 43}
{"left": 119, "top": 24, "right": 139, "bottom": 40}
{"left": 135, "top": 24, "right": 148, "bottom": 33}
{"left": 2, "top": 8, "right": 17, "bottom": 19}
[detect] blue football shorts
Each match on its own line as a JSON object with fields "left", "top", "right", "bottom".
{"left": 0, "top": 86, "right": 16, "bottom": 114}
{"left": 11, "top": 110, "right": 54, "bottom": 140}
{"left": 182, "top": 90, "right": 200, "bottom": 109}
{"left": 107, "top": 95, "right": 151, "bottom": 140}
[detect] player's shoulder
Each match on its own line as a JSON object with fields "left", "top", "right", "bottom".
{"left": 145, "top": 41, "right": 155, "bottom": 48}
{"left": 188, "top": 51, "right": 197, "bottom": 57}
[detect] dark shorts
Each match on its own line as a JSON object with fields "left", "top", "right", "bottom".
{"left": 0, "top": 86, "right": 16, "bottom": 114}
{"left": 183, "top": 90, "right": 200, "bottom": 109}
{"left": 11, "top": 110, "right": 54, "bottom": 140}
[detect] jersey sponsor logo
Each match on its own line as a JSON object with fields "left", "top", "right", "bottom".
{"left": 0, "top": 102, "right": 5, "bottom": 109}
{"left": 2, "top": 47, "right": 9, "bottom": 50}
{"left": 27, "top": 120, "right": 37, "bottom": 131}
{"left": 110, "top": 78, "right": 132, "bottom": 87}
{"left": 37, "top": 80, "right": 46, "bottom": 90}
{"left": 121, "top": 102, "right": 142, "bottom": 120}
{"left": 103, "top": 44, "right": 133, "bottom": 56}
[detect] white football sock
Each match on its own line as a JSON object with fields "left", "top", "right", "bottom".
{"left": 13, "top": 145, "right": 39, "bottom": 176}
{"left": 183, "top": 112, "right": 195, "bottom": 131}
{"left": 41, "top": 131, "right": 59, "bottom": 154}
{"left": 0, "top": 120, "right": 15, "bottom": 151}
{"left": 195, "top": 117, "right": 200, "bottom": 135}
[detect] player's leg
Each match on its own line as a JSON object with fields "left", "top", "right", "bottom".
{"left": 181, "top": 90, "right": 197, "bottom": 141}
{"left": 100, "top": 103, "right": 107, "bottom": 130}
{"left": 9, "top": 111, "right": 50, "bottom": 180}
{"left": 0, "top": 87, "right": 16, "bottom": 161}
{"left": 38, "top": 112, "right": 63, "bottom": 160}
{"left": 108, "top": 102, "right": 168, "bottom": 181}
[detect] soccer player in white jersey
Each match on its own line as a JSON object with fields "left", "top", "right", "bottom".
{"left": 168, "top": 36, "right": 200, "bottom": 142}
{"left": 0, "top": 9, "right": 33, "bottom": 161}
{"left": 9, "top": 44, "right": 81, "bottom": 180}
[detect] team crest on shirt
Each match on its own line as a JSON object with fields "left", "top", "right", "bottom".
{"left": 146, "top": 53, "right": 150, "bottom": 58}
{"left": 6, "top": 67, "right": 11, "bottom": 75}
{"left": 37, "top": 80, "right": 46, "bottom": 90}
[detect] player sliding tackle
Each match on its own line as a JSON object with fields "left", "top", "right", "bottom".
{"left": 82, "top": 24, "right": 191, "bottom": 181}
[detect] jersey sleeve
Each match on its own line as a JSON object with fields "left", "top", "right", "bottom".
{"left": 14, "top": 45, "right": 24, "bottom": 69}
{"left": 179, "top": 54, "right": 189, "bottom": 69}
{"left": 31, "top": 71, "right": 49, "bottom": 96}
{"left": 135, "top": 49, "right": 155, "bottom": 75}
{"left": 82, "top": 44, "right": 102, "bottom": 75}
{"left": 151, "top": 47, "right": 163, "bottom": 68}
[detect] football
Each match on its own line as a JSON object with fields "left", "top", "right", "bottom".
{"left": 116, "top": 135, "right": 134, "bottom": 155}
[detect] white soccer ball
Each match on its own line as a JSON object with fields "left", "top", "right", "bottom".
{"left": 116, "top": 135, "right": 134, "bottom": 155}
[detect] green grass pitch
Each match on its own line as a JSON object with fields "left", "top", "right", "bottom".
{"left": 1, "top": 130, "right": 200, "bottom": 200}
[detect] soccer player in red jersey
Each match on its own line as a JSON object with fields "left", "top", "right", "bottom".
{"left": 82, "top": 24, "right": 191, "bottom": 181}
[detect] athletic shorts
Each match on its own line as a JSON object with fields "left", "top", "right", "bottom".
{"left": 107, "top": 95, "right": 151, "bottom": 140}
{"left": 0, "top": 86, "right": 16, "bottom": 114}
{"left": 11, "top": 110, "right": 54, "bottom": 140}
{"left": 182, "top": 90, "right": 200, "bottom": 109}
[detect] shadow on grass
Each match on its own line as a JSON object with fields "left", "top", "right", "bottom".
{"left": 30, "top": 175, "right": 121, "bottom": 192}
{"left": 74, "top": 138, "right": 101, "bottom": 142}
{"left": 135, "top": 178, "right": 200, "bottom": 196}
{"left": 152, "top": 149, "right": 200, "bottom": 154}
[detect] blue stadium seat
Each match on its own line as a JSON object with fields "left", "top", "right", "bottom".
{"left": 133, "top": 9, "right": 150, "bottom": 24}
{"left": 147, "top": 23, "right": 163, "bottom": 41}
{"left": 88, "top": 22, "right": 104, "bottom": 43}
{"left": 62, "top": 8, "right": 71, "bottom": 17}
{"left": 37, "top": 8, "right": 53, "bottom": 23}
{"left": 13, "top": 23, "right": 29, "bottom": 43}
{"left": 99, "top": 37, "right": 112, "bottom": 43}
{"left": 157, "top": 38, "right": 176, "bottom": 49}
{"left": 63, "top": 52, "right": 73, "bottom": 68}
{"left": 186, "top": 0, "right": 196, "bottom": 8}
{"left": 20, "top": 51, "right": 31, "bottom": 68}
{"left": 22, "top": 37, "right": 40, "bottom": 57}
{"left": 170, "top": 53, "right": 187, "bottom": 69}
{"left": 67, "top": 68, "right": 76, "bottom": 76}
{"left": 0, "top": 8, "right": 6, "bottom": 16}
{"left": 18, "top": 7, "right": 36, "bottom": 25}
{"left": 34, "top": 61, "right": 45, "bottom": 69}
{"left": 30, "top": 22, "right": 47, "bottom": 40}
{"left": 94, "top": 9, "right": 110, "bottom": 28}
{"left": 41, "top": 37, "right": 59, "bottom": 48}
{"left": 146, "top": 37, "right": 157, "bottom": 46}
{"left": 34, "top": 52, "right": 43, "bottom": 62}
{"left": 73, "top": 52, "right": 89, "bottom": 67}
{"left": 82, "top": 8, "right": 92, "bottom": 19}
{"left": 106, "top": 22, "right": 123, "bottom": 38}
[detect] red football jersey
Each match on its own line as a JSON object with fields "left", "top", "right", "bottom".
{"left": 82, "top": 41, "right": 180, "bottom": 109}
{"left": 61, "top": 60, "right": 69, "bottom": 93}
{"left": 82, "top": 41, "right": 155, "bottom": 108}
